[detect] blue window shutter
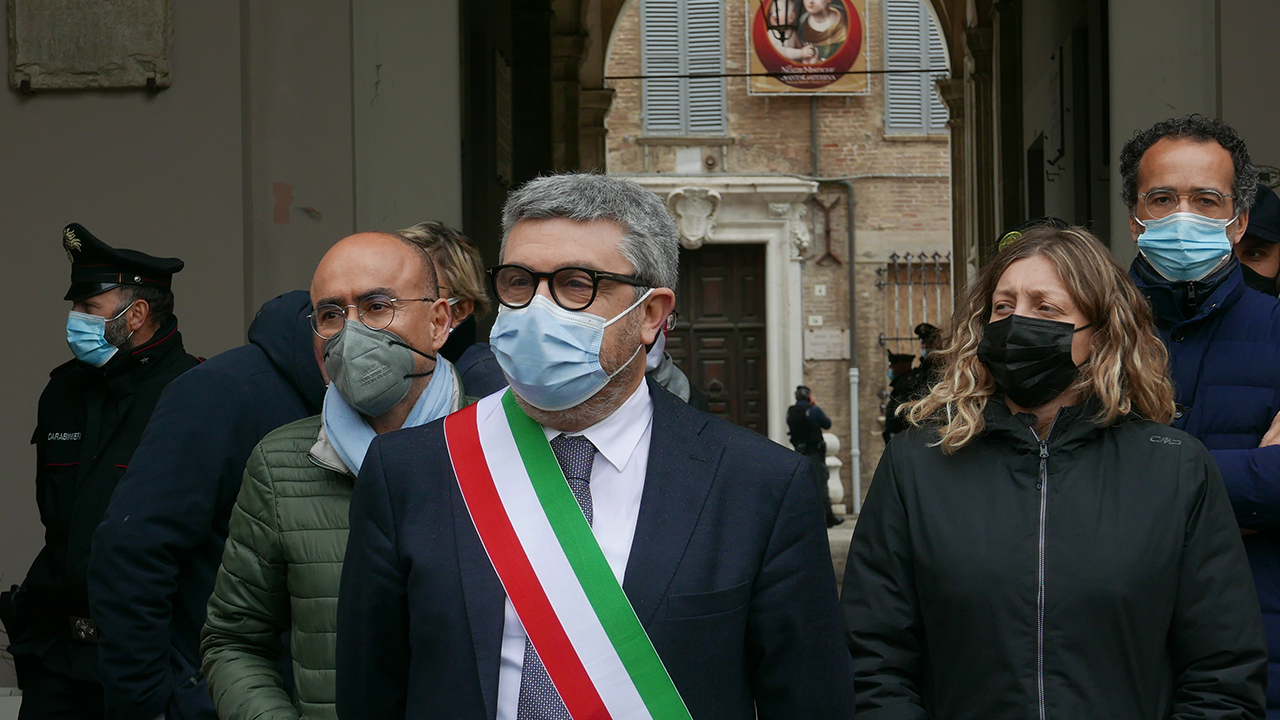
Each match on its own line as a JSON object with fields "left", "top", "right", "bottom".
{"left": 926, "top": 13, "right": 949, "bottom": 133}
{"left": 885, "top": 0, "right": 948, "bottom": 135}
{"left": 684, "top": 1, "right": 727, "bottom": 134}
{"left": 641, "top": 0, "right": 726, "bottom": 135}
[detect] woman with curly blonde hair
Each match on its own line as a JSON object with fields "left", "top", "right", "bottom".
{"left": 842, "top": 225, "right": 1266, "bottom": 718}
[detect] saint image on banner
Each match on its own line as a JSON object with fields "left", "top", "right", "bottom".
{"left": 748, "top": 0, "right": 868, "bottom": 95}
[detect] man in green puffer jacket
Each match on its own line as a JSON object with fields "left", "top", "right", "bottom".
{"left": 200, "top": 229, "right": 469, "bottom": 720}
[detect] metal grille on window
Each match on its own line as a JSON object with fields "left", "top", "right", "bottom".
{"left": 884, "top": 0, "right": 949, "bottom": 135}
{"left": 877, "top": 251, "right": 953, "bottom": 355}
{"left": 640, "top": 0, "right": 727, "bottom": 136}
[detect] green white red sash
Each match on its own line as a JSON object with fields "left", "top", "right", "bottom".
{"left": 443, "top": 390, "right": 692, "bottom": 720}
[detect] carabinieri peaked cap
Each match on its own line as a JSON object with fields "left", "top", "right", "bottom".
{"left": 61, "top": 223, "right": 185, "bottom": 301}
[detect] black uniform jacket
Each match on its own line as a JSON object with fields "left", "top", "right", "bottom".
{"left": 9, "top": 318, "right": 198, "bottom": 682}
{"left": 843, "top": 399, "right": 1268, "bottom": 719}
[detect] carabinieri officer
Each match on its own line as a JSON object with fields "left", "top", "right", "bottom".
{"left": 0, "top": 224, "right": 198, "bottom": 720}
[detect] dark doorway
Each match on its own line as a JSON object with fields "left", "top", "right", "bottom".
{"left": 668, "top": 244, "right": 768, "bottom": 434}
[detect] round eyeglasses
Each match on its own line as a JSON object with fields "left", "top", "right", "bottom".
{"left": 308, "top": 295, "right": 435, "bottom": 339}
{"left": 487, "top": 264, "right": 651, "bottom": 311}
{"left": 1138, "top": 189, "right": 1236, "bottom": 220}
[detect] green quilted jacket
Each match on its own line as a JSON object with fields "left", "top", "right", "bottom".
{"left": 201, "top": 368, "right": 469, "bottom": 720}
{"left": 200, "top": 414, "right": 351, "bottom": 720}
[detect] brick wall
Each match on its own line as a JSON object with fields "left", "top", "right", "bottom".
{"left": 605, "top": 0, "right": 951, "bottom": 506}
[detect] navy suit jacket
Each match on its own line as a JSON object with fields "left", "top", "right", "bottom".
{"left": 336, "top": 378, "right": 856, "bottom": 719}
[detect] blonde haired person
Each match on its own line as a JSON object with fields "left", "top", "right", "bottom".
{"left": 397, "top": 221, "right": 507, "bottom": 397}
{"left": 842, "top": 225, "right": 1266, "bottom": 718}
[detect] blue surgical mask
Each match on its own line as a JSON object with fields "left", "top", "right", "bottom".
{"left": 490, "top": 289, "right": 654, "bottom": 412}
{"left": 66, "top": 304, "right": 133, "bottom": 368}
{"left": 1136, "top": 212, "right": 1237, "bottom": 282}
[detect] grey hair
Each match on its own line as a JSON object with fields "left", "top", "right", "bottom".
{"left": 500, "top": 173, "right": 680, "bottom": 290}
{"left": 1119, "top": 114, "right": 1259, "bottom": 214}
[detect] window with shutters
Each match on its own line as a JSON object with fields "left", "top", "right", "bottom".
{"left": 640, "top": 0, "right": 727, "bottom": 136}
{"left": 884, "top": 0, "right": 948, "bottom": 135}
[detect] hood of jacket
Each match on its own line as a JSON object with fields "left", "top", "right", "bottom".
{"left": 247, "top": 290, "right": 326, "bottom": 413}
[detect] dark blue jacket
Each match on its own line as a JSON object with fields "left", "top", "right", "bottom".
{"left": 88, "top": 291, "right": 325, "bottom": 720}
{"left": 454, "top": 342, "right": 507, "bottom": 399}
{"left": 1132, "top": 257, "right": 1280, "bottom": 715}
{"left": 335, "top": 379, "right": 855, "bottom": 719}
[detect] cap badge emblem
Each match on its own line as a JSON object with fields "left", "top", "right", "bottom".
{"left": 63, "top": 227, "right": 82, "bottom": 263}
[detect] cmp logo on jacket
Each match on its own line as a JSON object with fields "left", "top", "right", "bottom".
{"left": 47, "top": 432, "right": 82, "bottom": 441}
{"left": 1149, "top": 435, "right": 1183, "bottom": 446}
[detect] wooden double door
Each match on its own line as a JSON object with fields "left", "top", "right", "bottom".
{"left": 667, "top": 244, "right": 768, "bottom": 434}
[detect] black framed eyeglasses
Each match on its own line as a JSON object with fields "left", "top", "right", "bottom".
{"left": 487, "top": 264, "right": 651, "bottom": 311}
{"left": 308, "top": 295, "right": 435, "bottom": 339}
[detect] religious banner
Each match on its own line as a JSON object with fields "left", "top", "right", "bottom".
{"left": 747, "top": 0, "right": 869, "bottom": 95}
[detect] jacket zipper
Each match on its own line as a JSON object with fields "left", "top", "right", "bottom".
{"left": 1034, "top": 415, "right": 1058, "bottom": 720}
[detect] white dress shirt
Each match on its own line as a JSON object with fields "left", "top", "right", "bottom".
{"left": 495, "top": 381, "right": 654, "bottom": 720}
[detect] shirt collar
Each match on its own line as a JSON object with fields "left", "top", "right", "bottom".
{"left": 542, "top": 381, "right": 653, "bottom": 473}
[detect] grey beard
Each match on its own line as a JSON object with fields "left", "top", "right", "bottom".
{"left": 516, "top": 311, "right": 646, "bottom": 431}
{"left": 103, "top": 305, "right": 134, "bottom": 350}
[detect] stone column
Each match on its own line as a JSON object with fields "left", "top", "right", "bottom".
{"left": 964, "top": 26, "right": 995, "bottom": 268}
{"left": 552, "top": 32, "right": 588, "bottom": 170}
{"left": 937, "top": 77, "right": 968, "bottom": 291}
{"left": 578, "top": 88, "right": 615, "bottom": 172}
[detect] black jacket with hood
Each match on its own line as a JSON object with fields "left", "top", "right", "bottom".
{"left": 88, "top": 291, "right": 325, "bottom": 720}
{"left": 842, "top": 399, "right": 1267, "bottom": 719}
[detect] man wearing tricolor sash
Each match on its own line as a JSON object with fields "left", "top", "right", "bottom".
{"left": 337, "top": 174, "right": 857, "bottom": 720}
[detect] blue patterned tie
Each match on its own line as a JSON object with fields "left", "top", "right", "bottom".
{"left": 516, "top": 434, "right": 597, "bottom": 720}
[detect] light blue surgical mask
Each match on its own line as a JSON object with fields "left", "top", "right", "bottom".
{"left": 66, "top": 304, "right": 133, "bottom": 368}
{"left": 490, "top": 289, "right": 653, "bottom": 412}
{"left": 1136, "top": 212, "right": 1237, "bottom": 282}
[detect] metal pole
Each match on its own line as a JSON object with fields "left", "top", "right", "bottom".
{"left": 922, "top": 252, "right": 929, "bottom": 326}
{"left": 934, "top": 252, "right": 943, "bottom": 323}
{"left": 891, "top": 253, "right": 900, "bottom": 353}
{"left": 849, "top": 366, "right": 862, "bottom": 515}
{"left": 906, "top": 252, "right": 915, "bottom": 345}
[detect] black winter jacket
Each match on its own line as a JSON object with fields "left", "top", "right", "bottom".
{"left": 87, "top": 291, "right": 325, "bottom": 720}
{"left": 6, "top": 318, "right": 198, "bottom": 684}
{"left": 842, "top": 400, "right": 1267, "bottom": 719}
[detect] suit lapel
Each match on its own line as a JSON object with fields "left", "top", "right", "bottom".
{"left": 622, "top": 378, "right": 722, "bottom": 626}
{"left": 451, "top": 473, "right": 506, "bottom": 720}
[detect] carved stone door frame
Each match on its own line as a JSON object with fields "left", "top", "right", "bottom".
{"left": 634, "top": 175, "right": 816, "bottom": 444}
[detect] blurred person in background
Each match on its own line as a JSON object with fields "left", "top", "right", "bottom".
{"left": 398, "top": 221, "right": 506, "bottom": 397}
{"left": 1235, "top": 184, "right": 1280, "bottom": 296}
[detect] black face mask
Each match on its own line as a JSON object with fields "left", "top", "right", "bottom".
{"left": 977, "top": 315, "right": 1091, "bottom": 409}
{"left": 1241, "top": 263, "right": 1280, "bottom": 297}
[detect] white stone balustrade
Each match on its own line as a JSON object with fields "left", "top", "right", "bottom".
{"left": 824, "top": 431, "right": 845, "bottom": 517}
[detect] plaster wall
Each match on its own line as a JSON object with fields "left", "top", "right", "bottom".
{"left": 243, "top": 0, "right": 357, "bottom": 314}
{"left": 352, "top": 0, "right": 463, "bottom": 231}
{"left": 0, "top": 0, "right": 244, "bottom": 688}
{"left": 1219, "top": 0, "right": 1280, "bottom": 173}
{"left": 1108, "top": 0, "right": 1218, "bottom": 265}
{"left": 0, "top": 0, "right": 465, "bottom": 690}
